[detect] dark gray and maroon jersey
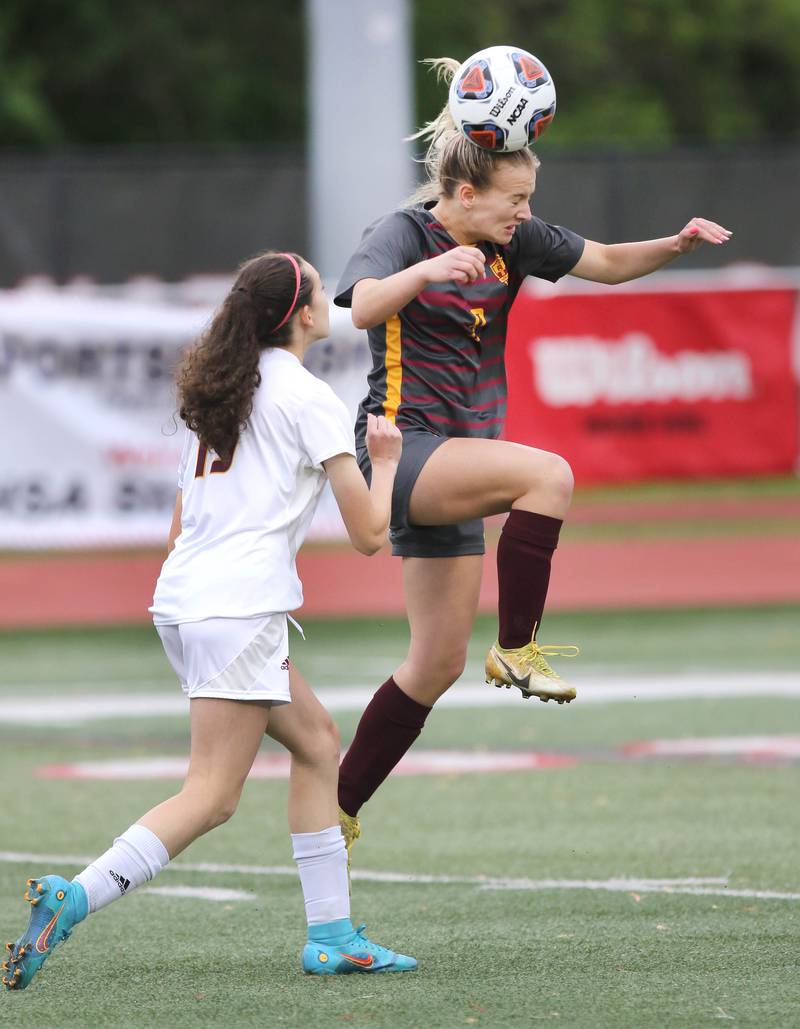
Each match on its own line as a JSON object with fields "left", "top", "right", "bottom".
{"left": 334, "top": 203, "right": 584, "bottom": 445}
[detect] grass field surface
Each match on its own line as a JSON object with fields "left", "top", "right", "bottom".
{"left": 1, "top": 607, "right": 799, "bottom": 1027}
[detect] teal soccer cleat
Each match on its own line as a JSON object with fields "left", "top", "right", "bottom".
{"left": 303, "top": 923, "right": 417, "bottom": 975}
{"left": 3, "top": 875, "right": 88, "bottom": 991}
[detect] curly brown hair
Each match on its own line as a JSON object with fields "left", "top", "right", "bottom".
{"left": 177, "top": 250, "right": 312, "bottom": 460}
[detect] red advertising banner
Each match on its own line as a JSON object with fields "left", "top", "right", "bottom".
{"left": 504, "top": 286, "right": 799, "bottom": 483}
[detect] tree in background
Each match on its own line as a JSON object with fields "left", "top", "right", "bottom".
{"left": 415, "top": 0, "right": 800, "bottom": 147}
{"left": 0, "top": 1, "right": 304, "bottom": 146}
{"left": 1, "top": 0, "right": 798, "bottom": 148}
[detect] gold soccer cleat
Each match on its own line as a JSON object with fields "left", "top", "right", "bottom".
{"left": 485, "top": 631, "right": 579, "bottom": 704}
{"left": 339, "top": 808, "right": 361, "bottom": 894}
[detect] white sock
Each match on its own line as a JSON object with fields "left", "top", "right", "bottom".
{"left": 291, "top": 825, "right": 350, "bottom": 925}
{"left": 73, "top": 823, "right": 169, "bottom": 913}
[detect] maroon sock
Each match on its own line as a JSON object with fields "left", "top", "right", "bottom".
{"left": 497, "top": 509, "right": 562, "bottom": 649}
{"left": 338, "top": 677, "right": 430, "bottom": 817}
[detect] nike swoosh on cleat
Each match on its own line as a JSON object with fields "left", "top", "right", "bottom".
{"left": 35, "top": 905, "right": 64, "bottom": 954}
{"left": 340, "top": 953, "right": 375, "bottom": 967}
{"left": 494, "top": 655, "right": 530, "bottom": 689}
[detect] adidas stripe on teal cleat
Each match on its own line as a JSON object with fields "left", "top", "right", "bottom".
{"left": 303, "top": 923, "right": 417, "bottom": 975}
{"left": 3, "top": 875, "right": 88, "bottom": 991}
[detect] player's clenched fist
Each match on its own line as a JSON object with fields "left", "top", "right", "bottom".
{"left": 424, "top": 245, "right": 486, "bottom": 284}
{"left": 365, "top": 413, "right": 402, "bottom": 465}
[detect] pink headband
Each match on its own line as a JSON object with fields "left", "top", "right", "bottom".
{"left": 271, "top": 252, "right": 302, "bottom": 333}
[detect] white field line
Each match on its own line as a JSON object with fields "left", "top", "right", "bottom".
{"left": 1, "top": 673, "right": 799, "bottom": 725}
{"left": 0, "top": 851, "right": 797, "bottom": 902}
{"left": 142, "top": 885, "right": 252, "bottom": 902}
{"left": 479, "top": 883, "right": 800, "bottom": 901}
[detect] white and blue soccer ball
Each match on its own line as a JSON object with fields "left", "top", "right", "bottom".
{"left": 448, "top": 45, "right": 556, "bottom": 152}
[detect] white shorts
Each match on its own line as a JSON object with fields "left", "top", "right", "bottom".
{"left": 156, "top": 613, "right": 292, "bottom": 704}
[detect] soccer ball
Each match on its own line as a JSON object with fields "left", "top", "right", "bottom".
{"left": 448, "top": 45, "right": 556, "bottom": 152}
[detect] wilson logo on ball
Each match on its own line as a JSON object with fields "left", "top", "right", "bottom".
{"left": 449, "top": 44, "right": 556, "bottom": 152}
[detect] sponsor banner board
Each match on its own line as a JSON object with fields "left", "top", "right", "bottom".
{"left": 505, "top": 285, "right": 799, "bottom": 482}
{"left": 0, "top": 290, "right": 368, "bottom": 548}
{"left": 2, "top": 275, "right": 798, "bottom": 549}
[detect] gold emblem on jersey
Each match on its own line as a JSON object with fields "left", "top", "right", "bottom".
{"left": 469, "top": 308, "right": 487, "bottom": 343}
{"left": 489, "top": 255, "right": 509, "bottom": 285}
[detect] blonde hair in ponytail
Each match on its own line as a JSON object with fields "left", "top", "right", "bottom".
{"left": 407, "top": 57, "right": 540, "bottom": 206}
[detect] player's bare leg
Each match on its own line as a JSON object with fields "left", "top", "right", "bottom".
{"left": 337, "top": 555, "right": 481, "bottom": 855}
{"left": 394, "top": 554, "right": 483, "bottom": 707}
{"left": 409, "top": 437, "right": 579, "bottom": 702}
{"left": 266, "top": 665, "right": 340, "bottom": 833}
{"left": 335, "top": 438, "right": 577, "bottom": 868}
{"left": 267, "top": 666, "right": 354, "bottom": 885}
{"left": 139, "top": 697, "right": 271, "bottom": 856}
{"left": 4, "top": 699, "right": 271, "bottom": 991}
{"left": 268, "top": 666, "right": 416, "bottom": 972}
{"left": 407, "top": 437, "right": 573, "bottom": 525}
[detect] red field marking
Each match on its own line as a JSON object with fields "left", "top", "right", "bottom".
{"left": 37, "top": 750, "right": 577, "bottom": 780}
{"left": 35, "top": 737, "right": 800, "bottom": 780}
{"left": 0, "top": 532, "right": 798, "bottom": 627}
{"left": 622, "top": 736, "right": 800, "bottom": 762}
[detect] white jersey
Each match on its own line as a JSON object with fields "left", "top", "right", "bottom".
{"left": 151, "top": 347, "right": 355, "bottom": 624}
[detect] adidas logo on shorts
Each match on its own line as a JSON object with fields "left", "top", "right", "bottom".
{"left": 280, "top": 657, "right": 290, "bottom": 670}
{"left": 109, "top": 869, "right": 131, "bottom": 895}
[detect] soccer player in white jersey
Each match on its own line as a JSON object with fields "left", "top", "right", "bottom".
{"left": 3, "top": 251, "right": 416, "bottom": 991}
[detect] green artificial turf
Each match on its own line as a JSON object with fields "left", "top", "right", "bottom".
{"left": 0, "top": 608, "right": 798, "bottom": 1027}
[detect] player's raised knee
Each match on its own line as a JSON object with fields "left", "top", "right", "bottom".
{"left": 531, "top": 450, "right": 573, "bottom": 507}
{"left": 551, "top": 452, "right": 574, "bottom": 502}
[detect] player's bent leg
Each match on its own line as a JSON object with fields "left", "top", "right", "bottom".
{"left": 267, "top": 668, "right": 353, "bottom": 889}
{"left": 268, "top": 670, "right": 415, "bottom": 969}
{"left": 407, "top": 437, "right": 573, "bottom": 526}
{"left": 3, "top": 876, "right": 88, "bottom": 991}
{"left": 138, "top": 696, "right": 271, "bottom": 856}
{"left": 408, "top": 438, "right": 580, "bottom": 701}
{"left": 338, "top": 555, "right": 482, "bottom": 834}
{"left": 486, "top": 510, "right": 581, "bottom": 700}
{"left": 266, "top": 666, "right": 340, "bottom": 834}
{"left": 394, "top": 554, "right": 483, "bottom": 707}
{"left": 336, "top": 554, "right": 482, "bottom": 885}
{"left": 4, "top": 698, "right": 273, "bottom": 992}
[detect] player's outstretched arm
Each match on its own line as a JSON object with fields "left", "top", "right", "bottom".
{"left": 569, "top": 217, "right": 732, "bottom": 285}
{"left": 324, "top": 415, "right": 402, "bottom": 556}
{"left": 351, "top": 246, "right": 486, "bottom": 329}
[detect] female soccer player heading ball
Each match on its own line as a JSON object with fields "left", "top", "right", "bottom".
{"left": 335, "top": 57, "right": 731, "bottom": 856}
{"left": 3, "top": 252, "right": 416, "bottom": 990}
